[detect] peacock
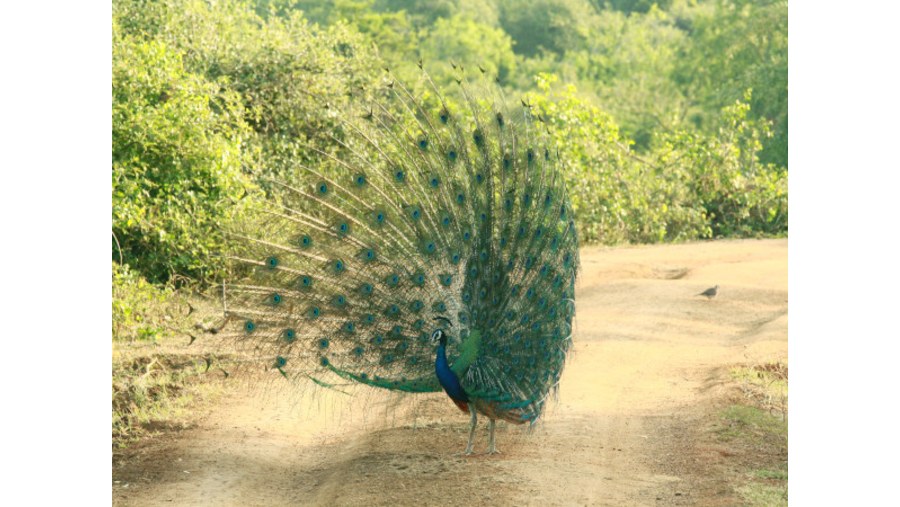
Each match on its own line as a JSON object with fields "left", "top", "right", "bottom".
{"left": 218, "top": 66, "right": 579, "bottom": 455}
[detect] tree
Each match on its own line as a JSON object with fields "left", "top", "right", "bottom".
{"left": 420, "top": 15, "right": 517, "bottom": 84}
{"left": 674, "top": 0, "right": 788, "bottom": 167}
{"left": 497, "top": 0, "right": 595, "bottom": 57}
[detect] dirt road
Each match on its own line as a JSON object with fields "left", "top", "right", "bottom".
{"left": 113, "top": 239, "right": 787, "bottom": 506}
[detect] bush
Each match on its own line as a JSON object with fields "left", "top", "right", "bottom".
{"left": 527, "top": 76, "right": 785, "bottom": 243}
{"left": 112, "top": 28, "right": 256, "bottom": 284}
{"left": 652, "top": 91, "right": 787, "bottom": 237}
{"left": 112, "top": 262, "right": 176, "bottom": 342}
{"left": 526, "top": 74, "right": 711, "bottom": 243}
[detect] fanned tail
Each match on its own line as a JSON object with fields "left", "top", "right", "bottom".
{"left": 216, "top": 66, "right": 579, "bottom": 417}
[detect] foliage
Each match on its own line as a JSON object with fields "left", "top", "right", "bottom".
{"left": 599, "top": 0, "right": 674, "bottom": 14}
{"left": 651, "top": 91, "right": 787, "bottom": 237}
{"left": 528, "top": 74, "right": 635, "bottom": 243}
{"left": 112, "top": 0, "right": 787, "bottom": 288}
{"left": 112, "top": 28, "right": 256, "bottom": 284}
{"left": 113, "top": 0, "right": 386, "bottom": 285}
{"left": 262, "top": 0, "right": 420, "bottom": 59}
{"left": 570, "top": 6, "right": 692, "bottom": 150}
{"left": 527, "top": 75, "right": 785, "bottom": 243}
{"left": 255, "top": 0, "right": 789, "bottom": 169}
{"left": 112, "top": 262, "right": 176, "bottom": 342}
{"left": 116, "top": 0, "right": 381, "bottom": 146}
{"left": 672, "top": 0, "right": 788, "bottom": 167}
{"left": 376, "top": 0, "right": 458, "bottom": 26}
{"left": 420, "top": 15, "right": 517, "bottom": 84}
{"left": 497, "top": 0, "right": 594, "bottom": 57}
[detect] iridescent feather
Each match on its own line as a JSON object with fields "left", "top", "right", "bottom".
{"left": 220, "top": 67, "right": 579, "bottom": 453}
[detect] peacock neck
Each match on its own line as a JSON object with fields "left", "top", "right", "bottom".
{"left": 435, "top": 340, "right": 468, "bottom": 403}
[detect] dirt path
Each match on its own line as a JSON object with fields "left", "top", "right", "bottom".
{"left": 113, "top": 239, "right": 787, "bottom": 506}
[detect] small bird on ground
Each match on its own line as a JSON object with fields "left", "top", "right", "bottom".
{"left": 698, "top": 285, "right": 719, "bottom": 299}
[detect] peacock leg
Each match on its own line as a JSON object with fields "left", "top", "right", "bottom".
{"left": 465, "top": 403, "right": 477, "bottom": 455}
{"left": 487, "top": 419, "right": 500, "bottom": 454}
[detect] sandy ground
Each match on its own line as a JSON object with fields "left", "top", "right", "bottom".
{"left": 113, "top": 238, "right": 787, "bottom": 506}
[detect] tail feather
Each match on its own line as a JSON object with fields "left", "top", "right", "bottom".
{"left": 217, "top": 66, "right": 579, "bottom": 420}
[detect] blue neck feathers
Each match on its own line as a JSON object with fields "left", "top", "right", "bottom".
{"left": 435, "top": 340, "right": 468, "bottom": 403}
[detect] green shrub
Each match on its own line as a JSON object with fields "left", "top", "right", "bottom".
{"left": 653, "top": 91, "right": 787, "bottom": 237}
{"left": 526, "top": 74, "right": 711, "bottom": 244}
{"left": 115, "top": 0, "right": 382, "bottom": 179}
{"left": 112, "top": 263, "right": 175, "bottom": 342}
{"left": 527, "top": 76, "right": 785, "bottom": 244}
{"left": 112, "top": 27, "right": 256, "bottom": 284}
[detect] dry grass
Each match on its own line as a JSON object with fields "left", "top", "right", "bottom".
{"left": 112, "top": 293, "right": 235, "bottom": 448}
{"left": 112, "top": 340, "right": 225, "bottom": 446}
{"left": 716, "top": 360, "right": 789, "bottom": 506}
{"left": 730, "top": 361, "right": 788, "bottom": 421}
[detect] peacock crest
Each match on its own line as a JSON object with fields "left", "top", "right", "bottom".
{"left": 220, "top": 67, "right": 579, "bottom": 453}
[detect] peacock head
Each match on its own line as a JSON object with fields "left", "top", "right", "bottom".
{"left": 430, "top": 316, "right": 453, "bottom": 346}
{"left": 430, "top": 328, "right": 448, "bottom": 347}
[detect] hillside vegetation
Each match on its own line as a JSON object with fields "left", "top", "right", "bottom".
{"left": 112, "top": 0, "right": 786, "bottom": 339}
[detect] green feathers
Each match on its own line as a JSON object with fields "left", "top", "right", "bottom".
{"left": 222, "top": 67, "right": 578, "bottom": 422}
{"left": 451, "top": 329, "right": 482, "bottom": 377}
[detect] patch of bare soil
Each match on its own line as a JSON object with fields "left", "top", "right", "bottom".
{"left": 113, "top": 238, "right": 787, "bottom": 506}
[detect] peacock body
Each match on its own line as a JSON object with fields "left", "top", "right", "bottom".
{"left": 221, "top": 68, "right": 579, "bottom": 454}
